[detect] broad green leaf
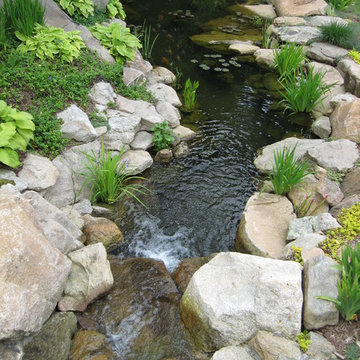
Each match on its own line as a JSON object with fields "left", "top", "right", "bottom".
{"left": 17, "top": 128, "right": 34, "bottom": 143}
{"left": 0, "top": 147, "right": 21, "bottom": 168}
{"left": 8, "top": 133, "right": 27, "bottom": 151}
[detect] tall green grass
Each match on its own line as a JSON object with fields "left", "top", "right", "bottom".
{"left": 319, "top": 21, "right": 354, "bottom": 48}
{"left": 326, "top": 0, "right": 354, "bottom": 10}
{"left": 140, "top": 22, "right": 159, "bottom": 60}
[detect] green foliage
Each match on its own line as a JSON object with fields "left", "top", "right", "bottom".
{"left": 291, "top": 245, "right": 304, "bottom": 266}
{"left": 322, "top": 203, "right": 360, "bottom": 258}
{"left": 349, "top": 49, "right": 360, "bottom": 64}
{"left": 250, "top": 16, "right": 263, "bottom": 28}
{"left": 317, "top": 243, "right": 360, "bottom": 321}
{"left": 280, "top": 66, "right": 335, "bottom": 114}
{"left": 58, "top": 0, "right": 94, "bottom": 18}
{"left": 320, "top": 21, "right": 354, "bottom": 48}
{"left": 326, "top": 0, "right": 354, "bottom": 10}
{"left": 296, "top": 331, "right": 311, "bottom": 352}
{"left": 152, "top": 121, "right": 175, "bottom": 152}
{"left": 265, "top": 146, "right": 311, "bottom": 195}
{"left": 107, "top": 0, "right": 126, "bottom": 19}
{"left": 140, "top": 22, "right": 159, "bottom": 60}
{"left": 273, "top": 43, "right": 306, "bottom": 80}
{"left": 79, "top": 141, "right": 148, "bottom": 205}
{"left": 0, "top": 100, "right": 35, "bottom": 168}
{"left": 90, "top": 22, "right": 142, "bottom": 63}
{"left": 293, "top": 190, "right": 329, "bottom": 217}
{"left": 0, "top": 10, "right": 6, "bottom": 50}
{"left": 16, "top": 24, "right": 85, "bottom": 63}
{"left": 183, "top": 78, "right": 199, "bottom": 112}
{"left": 1, "top": 0, "right": 45, "bottom": 36}
{"left": 262, "top": 20, "right": 272, "bottom": 49}
{"left": 327, "top": 169, "right": 347, "bottom": 183}
{"left": 346, "top": 343, "right": 360, "bottom": 360}
{"left": 171, "top": 63, "right": 183, "bottom": 90}
{"left": 72, "top": 8, "right": 108, "bottom": 27}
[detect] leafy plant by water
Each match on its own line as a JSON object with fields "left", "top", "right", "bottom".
{"left": 326, "top": 0, "right": 354, "bottom": 10}
{"left": 152, "top": 121, "right": 175, "bottom": 152}
{"left": 107, "top": 0, "right": 126, "bottom": 19}
{"left": 183, "top": 78, "right": 199, "bottom": 112}
{"left": 79, "top": 141, "right": 148, "bottom": 205}
{"left": 58, "top": 0, "right": 94, "bottom": 18}
{"left": 273, "top": 42, "right": 306, "bottom": 80}
{"left": 1, "top": 0, "right": 45, "bottom": 36}
{"left": 320, "top": 21, "right": 354, "bottom": 48}
{"left": 139, "top": 22, "right": 159, "bottom": 60}
{"left": 279, "top": 66, "right": 335, "bottom": 114}
{"left": 265, "top": 146, "right": 311, "bottom": 195}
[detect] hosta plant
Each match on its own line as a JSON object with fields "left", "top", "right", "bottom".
{"left": 58, "top": 0, "right": 94, "bottom": 18}
{"left": 107, "top": 0, "right": 126, "bottom": 19}
{"left": 0, "top": 100, "right": 35, "bottom": 168}
{"left": 16, "top": 24, "right": 85, "bottom": 63}
{"left": 152, "top": 121, "right": 175, "bottom": 151}
{"left": 90, "top": 22, "right": 141, "bottom": 63}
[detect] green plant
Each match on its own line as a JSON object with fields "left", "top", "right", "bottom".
{"left": 79, "top": 141, "right": 148, "bottom": 205}
{"left": 293, "top": 190, "right": 329, "bottom": 217}
{"left": 58, "top": 0, "right": 94, "bottom": 18}
{"left": 0, "top": 100, "right": 35, "bottom": 168}
{"left": 291, "top": 245, "right": 304, "bottom": 266}
{"left": 16, "top": 24, "right": 85, "bottom": 63}
{"left": 250, "top": 16, "right": 263, "bottom": 28}
{"left": 171, "top": 63, "right": 183, "bottom": 90}
{"left": 152, "top": 121, "right": 175, "bottom": 151}
{"left": 0, "top": 9, "right": 6, "bottom": 50}
{"left": 273, "top": 42, "right": 306, "bottom": 80}
{"left": 107, "top": 0, "right": 126, "bottom": 19}
{"left": 349, "top": 49, "right": 360, "bottom": 64}
{"left": 262, "top": 19, "right": 272, "bottom": 49}
{"left": 327, "top": 169, "right": 347, "bottom": 183}
{"left": 280, "top": 66, "right": 335, "bottom": 114}
{"left": 326, "top": 0, "right": 354, "bottom": 10}
{"left": 72, "top": 8, "right": 108, "bottom": 27}
{"left": 90, "top": 22, "right": 142, "bottom": 63}
{"left": 2, "top": 0, "right": 45, "bottom": 36}
{"left": 320, "top": 21, "right": 354, "bottom": 48}
{"left": 296, "top": 331, "right": 311, "bottom": 352}
{"left": 346, "top": 343, "right": 360, "bottom": 360}
{"left": 317, "top": 243, "right": 360, "bottom": 321}
{"left": 183, "top": 78, "right": 199, "bottom": 112}
{"left": 140, "top": 22, "right": 159, "bottom": 60}
{"left": 265, "top": 146, "right": 311, "bottom": 195}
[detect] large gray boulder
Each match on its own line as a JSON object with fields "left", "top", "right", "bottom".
{"left": 235, "top": 193, "right": 296, "bottom": 258}
{"left": 277, "top": 26, "right": 322, "bottom": 45}
{"left": 180, "top": 252, "right": 303, "bottom": 352}
{"left": 0, "top": 190, "right": 72, "bottom": 340}
{"left": 147, "top": 83, "right": 182, "bottom": 107}
{"left": 155, "top": 101, "right": 181, "bottom": 128}
{"left": 337, "top": 58, "right": 360, "bottom": 97}
{"left": 306, "top": 42, "right": 349, "bottom": 66}
{"left": 303, "top": 255, "right": 340, "bottom": 329}
{"left": 119, "top": 149, "right": 153, "bottom": 175}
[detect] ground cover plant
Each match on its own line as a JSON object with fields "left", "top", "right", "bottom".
{"left": 152, "top": 121, "right": 176, "bottom": 151}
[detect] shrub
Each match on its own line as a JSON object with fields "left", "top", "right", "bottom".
{"left": 58, "top": 0, "right": 94, "bottom": 18}
{"left": 107, "top": 0, "right": 126, "bottom": 19}
{"left": 90, "top": 22, "right": 142, "bottom": 63}
{"left": 273, "top": 42, "right": 306, "bottom": 80}
{"left": 265, "top": 146, "right": 311, "bottom": 195}
{"left": 183, "top": 78, "right": 199, "bottom": 112}
{"left": 152, "top": 121, "right": 175, "bottom": 151}
{"left": 317, "top": 243, "right": 360, "bottom": 321}
{"left": 349, "top": 49, "right": 360, "bottom": 64}
{"left": 326, "top": 0, "right": 354, "bottom": 10}
{"left": 79, "top": 141, "right": 148, "bottom": 205}
{"left": 1, "top": 0, "right": 45, "bottom": 36}
{"left": 16, "top": 24, "right": 85, "bottom": 63}
{"left": 319, "top": 21, "right": 354, "bottom": 48}
{"left": 0, "top": 100, "right": 35, "bottom": 168}
{"left": 279, "top": 66, "right": 335, "bottom": 114}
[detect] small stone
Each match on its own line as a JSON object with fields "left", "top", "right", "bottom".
{"left": 316, "top": 176, "right": 344, "bottom": 207}
{"left": 173, "top": 125, "right": 196, "bottom": 141}
{"left": 211, "top": 345, "right": 255, "bottom": 360}
{"left": 330, "top": 92, "right": 357, "bottom": 109}
{"left": 287, "top": 217, "right": 316, "bottom": 241}
{"left": 341, "top": 167, "right": 360, "bottom": 197}
{"left": 150, "top": 67, "right": 176, "bottom": 85}
{"left": 229, "top": 42, "right": 260, "bottom": 55}
{"left": 313, "top": 213, "right": 340, "bottom": 232}
{"left": 130, "top": 131, "right": 153, "bottom": 150}
{"left": 155, "top": 148, "right": 173, "bottom": 163}
{"left": 122, "top": 67, "right": 146, "bottom": 87}
{"left": 330, "top": 194, "right": 360, "bottom": 218}
{"left": 0, "top": 169, "right": 27, "bottom": 192}
{"left": 147, "top": 83, "right": 182, "bottom": 107}
{"left": 156, "top": 101, "right": 181, "bottom": 128}
{"left": 307, "top": 332, "right": 336, "bottom": 359}
{"left": 173, "top": 141, "right": 189, "bottom": 158}
{"left": 119, "top": 150, "right": 153, "bottom": 175}
{"left": 72, "top": 199, "right": 93, "bottom": 216}
{"left": 311, "top": 116, "right": 331, "bottom": 139}
{"left": 89, "top": 82, "right": 116, "bottom": 106}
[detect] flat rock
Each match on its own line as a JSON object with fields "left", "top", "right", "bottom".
{"left": 306, "top": 42, "right": 348, "bottom": 65}
{"left": 337, "top": 58, "right": 360, "bottom": 97}
{"left": 0, "top": 169, "right": 27, "bottom": 192}
{"left": 23, "top": 191, "right": 84, "bottom": 254}
{"left": 273, "top": 0, "right": 328, "bottom": 17}
{"left": 330, "top": 194, "right": 360, "bottom": 217}
{"left": 147, "top": 83, "right": 182, "bottom": 107}
{"left": 308, "top": 15, "right": 348, "bottom": 27}
{"left": 156, "top": 101, "right": 181, "bottom": 128}
{"left": 235, "top": 193, "right": 296, "bottom": 258}
{"left": 0, "top": 191, "right": 72, "bottom": 340}
{"left": 341, "top": 167, "right": 360, "bottom": 197}
{"left": 330, "top": 92, "right": 357, "bottom": 109}
{"left": 273, "top": 16, "right": 307, "bottom": 26}
{"left": 307, "top": 332, "right": 336, "bottom": 359}
{"left": 317, "top": 176, "right": 344, "bottom": 206}
{"left": 137, "top": 101, "right": 164, "bottom": 131}
{"left": 254, "top": 49, "right": 275, "bottom": 69}
{"left": 122, "top": 67, "right": 146, "bottom": 87}
{"left": 307, "top": 139, "right": 359, "bottom": 171}
{"left": 89, "top": 82, "right": 116, "bottom": 106}
{"left": 229, "top": 41, "right": 260, "bottom": 55}
{"left": 115, "top": 94, "right": 138, "bottom": 114}
{"left": 303, "top": 255, "right": 340, "bottom": 329}
{"left": 130, "top": 131, "right": 153, "bottom": 150}
{"left": 180, "top": 252, "right": 302, "bottom": 352}
{"left": 312, "top": 116, "right": 331, "bottom": 138}
{"left": 58, "top": 243, "right": 114, "bottom": 312}
{"left": 119, "top": 149, "right": 153, "bottom": 175}
{"left": 18, "top": 154, "right": 59, "bottom": 191}
{"left": 330, "top": 98, "right": 360, "bottom": 142}
{"left": 150, "top": 66, "right": 176, "bottom": 85}
{"left": 277, "top": 26, "right": 322, "bottom": 45}
{"left": 211, "top": 346, "right": 255, "bottom": 360}
{"left": 282, "top": 233, "right": 326, "bottom": 260}
{"left": 173, "top": 125, "right": 196, "bottom": 141}
{"left": 57, "top": 104, "right": 97, "bottom": 142}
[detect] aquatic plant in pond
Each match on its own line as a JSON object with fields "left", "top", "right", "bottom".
{"left": 152, "top": 121, "right": 175, "bottom": 151}
{"left": 183, "top": 78, "right": 199, "bottom": 112}
{"left": 139, "top": 22, "right": 159, "bottom": 60}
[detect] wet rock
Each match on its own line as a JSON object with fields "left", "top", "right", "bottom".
{"left": 122, "top": 67, "right": 146, "bottom": 87}
{"left": 23, "top": 312, "right": 77, "bottom": 360}
{"left": 44, "top": 155, "right": 75, "bottom": 208}
{"left": 249, "top": 331, "right": 301, "bottom": 360}
{"left": 307, "top": 332, "right": 336, "bottom": 359}
{"left": 337, "top": 58, "right": 360, "bottom": 97}
{"left": 316, "top": 176, "right": 344, "bottom": 206}
{"left": 307, "top": 139, "right": 359, "bottom": 171}
{"left": 341, "top": 167, "right": 360, "bottom": 197}
{"left": 0, "top": 191, "right": 72, "bottom": 340}
{"left": 57, "top": 105, "right": 97, "bottom": 142}
{"left": 156, "top": 101, "right": 181, "bottom": 128}
{"left": 180, "top": 252, "right": 302, "bottom": 352}
{"left": 235, "top": 193, "right": 295, "bottom": 258}
{"left": 150, "top": 67, "right": 176, "bottom": 85}
{"left": 229, "top": 41, "right": 260, "bottom": 55}
{"left": 23, "top": 191, "right": 84, "bottom": 255}
{"left": 173, "top": 125, "right": 196, "bottom": 141}
{"left": 273, "top": 0, "right": 328, "bottom": 17}
{"left": 155, "top": 148, "right": 173, "bottom": 163}
{"left": 330, "top": 99, "right": 360, "bottom": 142}
{"left": 83, "top": 214, "right": 124, "bottom": 251}
{"left": 311, "top": 116, "right": 331, "bottom": 139}
{"left": 211, "top": 345, "right": 255, "bottom": 360}
{"left": 303, "top": 255, "right": 340, "bottom": 330}
{"left": 85, "top": 258, "right": 192, "bottom": 360}
{"left": 119, "top": 149, "right": 153, "bottom": 175}
{"left": 306, "top": 42, "right": 348, "bottom": 66}
{"left": 253, "top": 49, "right": 275, "bottom": 69}
{"left": 89, "top": 82, "right": 116, "bottom": 106}
{"left": 330, "top": 92, "right": 357, "bottom": 109}
{"left": 58, "top": 243, "right": 113, "bottom": 312}
{"left": 18, "top": 154, "right": 59, "bottom": 191}
{"left": 277, "top": 26, "right": 322, "bottom": 45}
{"left": 0, "top": 169, "right": 27, "bottom": 192}
{"left": 130, "top": 131, "right": 153, "bottom": 150}
{"left": 173, "top": 141, "right": 189, "bottom": 158}
{"left": 330, "top": 194, "right": 360, "bottom": 217}
{"left": 147, "top": 83, "right": 182, "bottom": 107}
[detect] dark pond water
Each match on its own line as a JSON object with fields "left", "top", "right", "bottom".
{"left": 115, "top": 0, "right": 311, "bottom": 271}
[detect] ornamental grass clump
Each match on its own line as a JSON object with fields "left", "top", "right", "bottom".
{"left": 79, "top": 141, "right": 149, "bottom": 205}
{"left": 265, "top": 146, "right": 311, "bottom": 195}
{"left": 326, "top": 0, "right": 354, "bottom": 11}
{"left": 319, "top": 21, "right": 354, "bottom": 48}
